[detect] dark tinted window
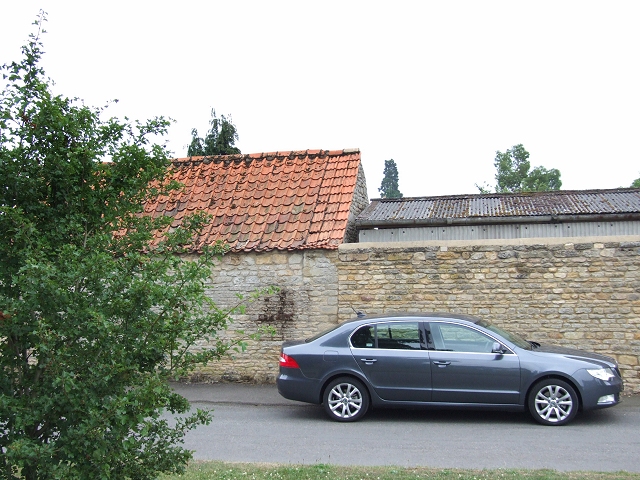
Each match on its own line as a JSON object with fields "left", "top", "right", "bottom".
{"left": 351, "top": 325, "right": 375, "bottom": 348}
{"left": 350, "top": 322, "right": 423, "bottom": 350}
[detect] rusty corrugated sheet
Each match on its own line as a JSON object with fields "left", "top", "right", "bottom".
{"left": 358, "top": 189, "right": 640, "bottom": 223}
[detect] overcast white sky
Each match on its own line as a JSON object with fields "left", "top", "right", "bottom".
{"left": 2, "top": 1, "right": 639, "bottom": 200}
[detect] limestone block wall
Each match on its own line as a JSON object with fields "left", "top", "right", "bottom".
{"left": 344, "top": 164, "right": 370, "bottom": 243}
{"left": 338, "top": 237, "right": 640, "bottom": 393}
{"left": 189, "top": 249, "right": 340, "bottom": 383}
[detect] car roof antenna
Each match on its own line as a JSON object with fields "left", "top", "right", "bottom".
{"left": 339, "top": 294, "right": 366, "bottom": 318}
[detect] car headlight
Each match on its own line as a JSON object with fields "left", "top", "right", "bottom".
{"left": 587, "top": 368, "right": 616, "bottom": 382}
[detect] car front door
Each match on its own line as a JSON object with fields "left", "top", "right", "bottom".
{"left": 351, "top": 322, "right": 432, "bottom": 402}
{"left": 427, "top": 321, "right": 521, "bottom": 405}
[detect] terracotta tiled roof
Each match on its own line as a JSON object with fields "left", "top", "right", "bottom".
{"left": 144, "top": 149, "right": 362, "bottom": 252}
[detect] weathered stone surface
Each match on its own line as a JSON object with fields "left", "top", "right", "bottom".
{"left": 193, "top": 237, "right": 640, "bottom": 394}
{"left": 192, "top": 250, "right": 341, "bottom": 383}
{"left": 337, "top": 239, "right": 640, "bottom": 393}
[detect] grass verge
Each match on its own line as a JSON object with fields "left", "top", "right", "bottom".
{"left": 161, "top": 461, "right": 639, "bottom": 480}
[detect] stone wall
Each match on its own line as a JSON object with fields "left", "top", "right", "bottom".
{"left": 190, "top": 164, "right": 369, "bottom": 383}
{"left": 344, "top": 164, "right": 370, "bottom": 243}
{"left": 338, "top": 236, "right": 640, "bottom": 393}
{"left": 189, "top": 249, "right": 340, "bottom": 383}
{"left": 191, "top": 235, "right": 640, "bottom": 394}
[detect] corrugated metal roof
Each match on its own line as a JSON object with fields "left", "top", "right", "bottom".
{"left": 356, "top": 189, "right": 640, "bottom": 226}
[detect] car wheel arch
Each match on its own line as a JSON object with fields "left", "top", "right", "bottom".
{"left": 526, "top": 374, "right": 583, "bottom": 411}
{"left": 319, "top": 372, "right": 372, "bottom": 405}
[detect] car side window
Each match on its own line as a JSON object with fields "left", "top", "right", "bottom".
{"left": 431, "top": 323, "right": 494, "bottom": 353}
{"left": 376, "top": 322, "right": 422, "bottom": 350}
{"left": 351, "top": 325, "right": 375, "bottom": 348}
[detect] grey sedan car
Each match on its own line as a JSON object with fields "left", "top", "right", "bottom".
{"left": 276, "top": 313, "right": 623, "bottom": 425}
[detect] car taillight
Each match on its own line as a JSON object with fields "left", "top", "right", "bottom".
{"left": 279, "top": 352, "right": 300, "bottom": 369}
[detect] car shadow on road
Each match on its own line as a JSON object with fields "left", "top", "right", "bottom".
{"left": 367, "top": 407, "right": 529, "bottom": 425}
{"left": 281, "top": 402, "right": 623, "bottom": 427}
{"left": 280, "top": 404, "right": 527, "bottom": 424}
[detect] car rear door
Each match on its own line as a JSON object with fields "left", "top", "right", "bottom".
{"left": 427, "top": 321, "right": 520, "bottom": 404}
{"left": 350, "top": 321, "right": 432, "bottom": 402}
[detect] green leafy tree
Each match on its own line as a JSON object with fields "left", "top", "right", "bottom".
{"left": 187, "top": 109, "right": 240, "bottom": 156}
{"left": 478, "top": 144, "right": 562, "bottom": 193}
{"left": 378, "top": 159, "right": 403, "bottom": 199}
{"left": 631, "top": 177, "right": 640, "bottom": 188}
{"left": 0, "top": 14, "right": 267, "bottom": 479}
{"left": 522, "top": 165, "right": 562, "bottom": 192}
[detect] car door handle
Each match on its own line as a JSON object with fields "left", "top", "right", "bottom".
{"left": 360, "top": 358, "right": 377, "bottom": 365}
{"left": 433, "top": 360, "right": 451, "bottom": 367}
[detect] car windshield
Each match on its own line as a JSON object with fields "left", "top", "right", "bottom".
{"left": 477, "top": 320, "right": 531, "bottom": 349}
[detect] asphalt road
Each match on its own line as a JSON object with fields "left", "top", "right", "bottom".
{"left": 170, "top": 383, "right": 640, "bottom": 472}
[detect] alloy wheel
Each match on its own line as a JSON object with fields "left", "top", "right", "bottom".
{"left": 534, "top": 384, "right": 574, "bottom": 423}
{"left": 327, "top": 382, "right": 363, "bottom": 419}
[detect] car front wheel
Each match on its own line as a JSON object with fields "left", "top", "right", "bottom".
{"left": 528, "top": 379, "right": 578, "bottom": 426}
{"left": 323, "top": 377, "right": 370, "bottom": 422}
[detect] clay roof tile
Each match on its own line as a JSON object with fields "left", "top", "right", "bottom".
{"left": 143, "top": 149, "right": 363, "bottom": 252}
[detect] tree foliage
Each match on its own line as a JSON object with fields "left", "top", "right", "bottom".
{"left": 378, "top": 159, "right": 403, "bottom": 199}
{"left": 187, "top": 109, "right": 240, "bottom": 156}
{"left": 0, "top": 14, "right": 267, "bottom": 479}
{"left": 479, "top": 144, "right": 562, "bottom": 194}
{"left": 631, "top": 177, "right": 640, "bottom": 188}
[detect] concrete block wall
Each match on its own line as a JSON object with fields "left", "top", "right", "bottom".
{"left": 338, "top": 236, "right": 640, "bottom": 393}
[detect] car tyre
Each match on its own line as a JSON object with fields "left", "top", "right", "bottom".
{"left": 323, "top": 377, "right": 370, "bottom": 422}
{"left": 528, "top": 378, "right": 578, "bottom": 426}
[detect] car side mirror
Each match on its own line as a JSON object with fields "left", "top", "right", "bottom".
{"left": 492, "top": 342, "right": 505, "bottom": 354}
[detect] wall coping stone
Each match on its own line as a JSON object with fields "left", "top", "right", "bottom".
{"left": 340, "top": 235, "right": 640, "bottom": 252}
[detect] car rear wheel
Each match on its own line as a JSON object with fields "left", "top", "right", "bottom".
{"left": 528, "top": 379, "right": 578, "bottom": 426}
{"left": 323, "top": 377, "right": 369, "bottom": 422}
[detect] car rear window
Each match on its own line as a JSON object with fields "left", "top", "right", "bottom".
{"left": 305, "top": 324, "right": 342, "bottom": 343}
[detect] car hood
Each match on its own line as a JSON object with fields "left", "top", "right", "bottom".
{"left": 532, "top": 345, "right": 617, "bottom": 366}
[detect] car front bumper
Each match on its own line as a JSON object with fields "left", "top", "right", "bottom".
{"left": 575, "top": 369, "right": 624, "bottom": 411}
